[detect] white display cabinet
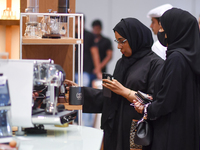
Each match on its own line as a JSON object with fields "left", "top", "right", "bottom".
{"left": 19, "top": 12, "right": 84, "bottom": 125}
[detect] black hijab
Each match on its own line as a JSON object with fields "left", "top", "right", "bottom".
{"left": 113, "top": 18, "right": 153, "bottom": 84}
{"left": 161, "top": 8, "right": 200, "bottom": 75}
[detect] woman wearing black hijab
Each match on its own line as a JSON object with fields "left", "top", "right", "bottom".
{"left": 100, "top": 18, "right": 163, "bottom": 150}
{"left": 134, "top": 8, "right": 200, "bottom": 150}
{"left": 65, "top": 18, "right": 163, "bottom": 150}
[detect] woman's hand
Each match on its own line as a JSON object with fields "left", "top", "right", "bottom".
{"left": 32, "top": 92, "right": 39, "bottom": 101}
{"left": 102, "top": 79, "right": 126, "bottom": 96}
{"left": 133, "top": 100, "right": 144, "bottom": 114}
{"left": 64, "top": 79, "right": 78, "bottom": 91}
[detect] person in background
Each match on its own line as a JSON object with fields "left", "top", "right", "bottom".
{"left": 75, "top": 15, "right": 101, "bottom": 127}
{"left": 91, "top": 19, "right": 113, "bottom": 128}
{"left": 75, "top": 15, "right": 101, "bottom": 87}
{"left": 66, "top": 18, "right": 164, "bottom": 150}
{"left": 91, "top": 19, "right": 113, "bottom": 73}
{"left": 147, "top": 4, "right": 173, "bottom": 60}
{"left": 134, "top": 8, "right": 200, "bottom": 150}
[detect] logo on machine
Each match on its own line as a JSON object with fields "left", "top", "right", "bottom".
{"left": 76, "top": 93, "right": 82, "bottom": 100}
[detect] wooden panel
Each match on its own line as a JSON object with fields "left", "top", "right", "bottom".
{"left": 69, "top": 0, "right": 76, "bottom": 13}
{"left": 58, "top": 103, "right": 82, "bottom": 110}
{"left": 39, "top": 0, "right": 58, "bottom": 13}
{"left": 22, "top": 37, "right": 83, "bottom": 44}
{"left": 20, "top": 0, "right": 27, "bottom": 37}
{"left": 20, "top": 0, "right": 27, "bottom": 13}
{"left": 6, "top": 26, "right": 12, "bottom": 59}
{"left": 20, "top": 0, "right": 75, "bottom": 13}
{"left": 22, "top": 45, "right": 73, "bottom": 80}
{"left": 0, "top": 20, "right": 20, "bottom": 26}
{"left": 39, "top": 0, "right": 47, "bottom": 13}
{"left": 69, "top": 0, "right": 76, "bottom": 37}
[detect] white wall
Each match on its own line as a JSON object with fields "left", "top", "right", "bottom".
{"left": 76, "top": 0, "right": 200, "bottom": 74}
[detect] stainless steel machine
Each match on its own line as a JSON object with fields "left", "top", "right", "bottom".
{"left": 31, "top": 61, "right": 77, "bottom": 127}
{"left": 0, "top": 59, "right": 77, "bottom": 135}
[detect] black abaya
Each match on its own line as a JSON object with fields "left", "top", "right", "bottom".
{"left": 144, "top": 8, "right": 200, "bottom": 150}
{"left": 146, "top": 51, "right": 199, "bottom": 150}
{"left": 83, "top": 18, "right": 164, "bottom": 150}
{"left": 83, "top": 52, "right": 163, "bottom": 150}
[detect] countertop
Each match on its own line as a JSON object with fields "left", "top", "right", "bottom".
{"left": 15, "top": 125, "right": 103, "bottom": 150}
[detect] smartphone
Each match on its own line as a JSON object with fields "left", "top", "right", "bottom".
{"left": 135, "top": 91, "right": 152, "bottom": 104}
{"left": 102, "top": 73, "right": 113, "bottom": 98}
{"left": 102, "top": 73, "right": 114, "bottom": 81}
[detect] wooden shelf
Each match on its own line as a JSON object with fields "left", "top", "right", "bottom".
{"left": 58, "top": 103, "right": 82, "bottom": 110}
{"left": 0, "top": 19, "right": 20, "bottom": 26}
{"left": 22, "top": 37, "right": 83, "bottom": 45}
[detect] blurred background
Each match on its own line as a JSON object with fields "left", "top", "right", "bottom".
{"left": 76, "top": 0, "right": 200, "bottom": 74}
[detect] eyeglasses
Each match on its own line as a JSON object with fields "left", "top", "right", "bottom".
{"left": 114, "top": 39, "right": 127, "bottom": 46}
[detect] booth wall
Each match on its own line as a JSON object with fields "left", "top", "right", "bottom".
{"left": 76, "top": 0, "right": 200, "bottom": 74}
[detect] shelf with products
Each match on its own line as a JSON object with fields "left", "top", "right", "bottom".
{"left": 19, "top": 12, "right": 84, "bottom": 82}
{"left": 20, "top": 13, "right": 84, "bottom": 46}
{"left": 22, "top": 37, "right": 83, "bottom": 45}
{"left": 20, "top": 12, "right": 84, "bottom": 125}
{"left": 0, "top": 19, "right": 20, "bottom": 25}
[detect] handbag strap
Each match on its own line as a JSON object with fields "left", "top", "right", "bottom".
{"left": 143, "top": 103, "right": 150, "bottom": 119}
{"left": 137, "top": 103, "right": 151, "bottom": 125}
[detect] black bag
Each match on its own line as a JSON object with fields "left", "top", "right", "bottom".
{"left": 134, "top": 116, "right": 152, "bottom": 146}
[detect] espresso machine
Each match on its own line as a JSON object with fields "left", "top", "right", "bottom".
{"left": 0, "top": 59, "right": 77, "bottom": 135}
{"left": 33, "top": 61, "right": 65, "bottom": 114}
{"left": 31, "top": 61, "right": 77, "bottom": 128}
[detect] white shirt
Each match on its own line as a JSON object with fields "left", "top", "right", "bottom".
{"left": 152, "top": 40, "right": 167, "bottom": 60}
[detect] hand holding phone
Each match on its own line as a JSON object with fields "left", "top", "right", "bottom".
{"left": 102, "top": 73, "right": 113, "bottom": 97}
{"left": 102, "top": 73, "right": 114, "bottom": 81}
{"left": 135, "top": 91, "right": 152, "bottom": 104}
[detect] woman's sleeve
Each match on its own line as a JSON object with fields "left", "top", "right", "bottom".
{"left": 147, "top": 58, "right": 164, "bottom": 94}
{"left": 147, "top": 53, "right": 186, "bottom": 119}
{"left": 82, "top": 87, "right": 105, "bottom": 113}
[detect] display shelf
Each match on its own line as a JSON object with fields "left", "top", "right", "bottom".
{"left": 20, "top": 12, "right": 84, "bottom": 125}
{"left": 59, "top": 103, "right": 82, "bottom": 110}
{"left": 0, "top": 19, "right": 20, "bottom": 26}
{"left": 22, "top": 37, "right": 83, "bottom": 45}
{"left": 58, "top": 94, "right": 82, "bottom": 110}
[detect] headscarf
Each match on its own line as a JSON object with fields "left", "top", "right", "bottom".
{"left": 160, "top": 8, "right": 200, "bottom": 75}
{"left": 113, "top": 18, "right": 153, "bottom": 84}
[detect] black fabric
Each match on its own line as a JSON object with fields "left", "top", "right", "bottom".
{"left": 146, "top": 52, "right": 200, "bottom": 150}
{"left": 157, "top": 31, "right": 167, "bottom": 47}
{"left": 83, "top": 53, "right": 163, "bottom": 150}
{"left": 83, "top": 18, "right": 164, "bottom": 150}
{"left": 161, "top": 8, "right": 200, "bottom": 75}
{"left": 75, "top": 29, "right": 96, "bottom": 73}
{"left": 109, "top": 18, "right": 155, "bottom": 150}
{"left": 144, "top": 8, "right": 200, "bottom": 150}
{"left": 95, "top": 36, "right": 113, "bottom": 72}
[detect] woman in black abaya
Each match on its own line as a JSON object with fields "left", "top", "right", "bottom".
{"left": 134, "top": 8, "right": 200, "bottom": 150}
{"left": 65, "top": 18, "right": 163, "bottom": 150}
